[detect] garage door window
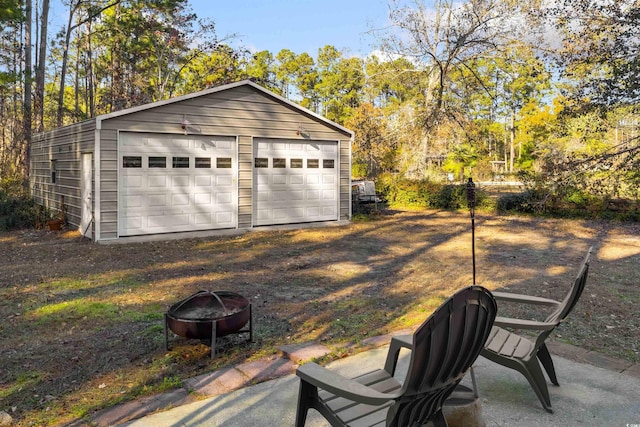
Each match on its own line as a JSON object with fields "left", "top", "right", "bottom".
{"left": 149, "top": 157, "right": 166, "bottom": 168}
{"left": 195, "top": 157, "right": 211, "bottom": 168}
{"left": 123, "top": 156, "right": 142, "bottom": 168}
{"left": 255, "top": 158, "right": 268, "bottom": 168}
{"left": 307, "top": 159, "right": 319, "bottom": 168}
{"left": 173, "top": 157, "right": 189, "bottom": 168}
{"left": 273, "top": 158, "right": 286, "bottom": 168}
{"left": 291, "top": 158, "right": 303, "bottom": 168}
{"left": 216, "top": 157, "right": 232, "bottom": 168}
{"left": 323, "top": 159, "right": 335, "bottom": 168}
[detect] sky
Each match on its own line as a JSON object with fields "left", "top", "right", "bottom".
{"left": 188, "top": 0, "right": 392, "bottom": 57}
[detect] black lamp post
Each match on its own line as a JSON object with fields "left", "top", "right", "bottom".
{"left": 466, "top": 177, "right": 476, "bottom": 285}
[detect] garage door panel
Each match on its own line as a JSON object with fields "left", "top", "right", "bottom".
{"left": 256, "top": 174, "right": 269, "bottom": 185}
{"left": 323, "top": 189, "right": 336, "bottom": 199}
{"left": 256, "top": 140, "right": 270, "bottom": 150}
{"left": 216, "top": 192, "right": 233, "bottom": 204}
{"left": 215, "top": 211, "right": 234, "bottom": 224}
{"left": 148, "top": 194, "right": 168, "bottom": 206}
{"left": 322, "top": 144, "right": 337, "bottom": 154}
{"left": 322, "top": 206, "right": 337, "bottom": 215}
{"left": 194, "top": 213, "right": 213, "bottom": 225}
{"left": 216, "top": 175, "right": 233, "bottom": 186}
{"left": 273, "top": 175, "right": 288, "bottom": 185}
{"left": 121, "top": 134, "right": 140, "bottom": 147}
{"left": 123, "top": 175, "right": 143, "bottom": 188}
{"left": 148, "top": 175, "right": 167, "bottom": 187}
{"left": 194, "top": 193, "right": 212, "bottom": 204}
{"left": 122, "top": 194, "right": 144, "bottom": 207}
{"left": 272, "top": 142, "right": 287, "bottom": 152}
{"left": 289, "top": 145, "right": 305, "bottom": 154}
{"left": 171, "top": 193, "right": 190, "bottom": 206}
{"left": 119, "top": 133, "right": 237, "bottom": 236}
{"left": 255, "top": 209, "right": 269, "bottom": 221}
{"left": 122, "top": 215, "right": 142, "bottom": 230}
{"left": 212, "top": 139, "right": 233, "bottom": 150}
{"left": 306, "top": 207, "right": 320, "bottom": 216}
{"left": 273, "top": 207, "right": 304, "bottom": 220}
{"left": 147, "top": 136, "right": 167, "bottom": 147}
{"left": 148, "top": 213, "right": 190, "bottom": 228}
{"left": 172, "top": 176, "right": 190, "bottom": 187}
{"left": 323, "top": 175, "right": 335, "bottom": 184}
{"left": 195, "top": 213, "right": 213, "bottom": 225}
{"left": 194, "top": 175, "right": 212, "bottom": 187}
{"left": 270, "top": 189, "right": 302, "bottom": 201}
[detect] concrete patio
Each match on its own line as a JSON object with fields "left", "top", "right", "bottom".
{"left": 86, "top": 335, "right": 640, "bottom": 427}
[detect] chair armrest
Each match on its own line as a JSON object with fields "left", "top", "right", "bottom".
{"left": 384, "top": 334, "right": 412, "bottom": 375}
{"left": 494, "top": 316, "right": 559, "bottom": 331}
{"left": 296, "top": 362, "right": 398, "bottom": 405}
{"left": 492, "top": 291, "right": 561, "bottom": 307}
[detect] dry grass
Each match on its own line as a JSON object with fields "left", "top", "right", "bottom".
{"left": 1, "top": 209, "right": 639, "bottom": 425}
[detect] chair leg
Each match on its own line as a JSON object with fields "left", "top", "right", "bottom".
{"left": 537, "top": 344, "right": 559, "bottom": 386}
{"left": 519, "top": 358, "right": 554, "bottom": 413}
{"left": 295, "top": 380, "right": 315, "bottom": 427}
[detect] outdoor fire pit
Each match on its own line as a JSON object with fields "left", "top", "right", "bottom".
{"left": 164, "top": 290, "right": 252, "bottom": 358}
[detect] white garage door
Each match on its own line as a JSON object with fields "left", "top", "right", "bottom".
{"left": 253, "top": 138, "right": 339, "bottom": 226}
{"left": 118, "top": 132, "right": 237, "bottom": 236}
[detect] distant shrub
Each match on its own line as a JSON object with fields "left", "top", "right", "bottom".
{"left": 0, "top": 190, "right": 41, "bottom": 230}
{"left": 0, "top": 176, "right": 43, "bottom": 230}
{"left": 496, "top": 191, "right": 537, "bottom": 213}
{"left": 495, "top": 188, "right": 639, "bottom": 221}
{"left": 378, "top": 176, "right": 491, "bottom": 210}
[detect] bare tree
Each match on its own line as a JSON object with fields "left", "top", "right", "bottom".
{"left": 378, "top": 0, "right": 522, "bottom": 129}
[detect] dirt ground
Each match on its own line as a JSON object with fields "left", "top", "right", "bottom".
{"left": 1, "top": 209, "right": 639, "bottom": 425}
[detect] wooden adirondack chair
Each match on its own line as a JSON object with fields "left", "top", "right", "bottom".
{"left": 481, "top": 247, "right": 593, "bottom": 413}
{"left": 295, "top": 285, "right": 497, "bottom": 427}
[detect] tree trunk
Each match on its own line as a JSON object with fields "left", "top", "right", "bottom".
{"left": 56, "top": 2, "right": 77, "bottom": 127}
{"left": 86, "top": 21, "right": 95, "bottom": 117}
{"left": 509, "top": 111, "right": 515, "bottom": 173}
{"left": 23, "top": 0, "right": 33, "bottom": 184}
{"left": 35, "top": 0, "right": 49, "bottom": 132}
{"left": 74, "top": 32, "right": 80, "bottom": 117}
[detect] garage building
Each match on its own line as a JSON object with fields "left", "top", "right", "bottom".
{"left": 31, "top": 80, "right": 353, "bottom": 242}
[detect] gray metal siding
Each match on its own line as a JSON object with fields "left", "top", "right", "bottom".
{"left": 97, "top": 128, "right": 118, "bottom": 240}
{"left": 238, "top": 136, "right": 253, "bottom": 228}
{"left": 100, "top": 87, "right": 346, "bottom": 139}
{"left": 30, "top": 120, "right": 96, "bottom": 235}
{"left": 339, "top": 139, "right": 351, "bottom": 220}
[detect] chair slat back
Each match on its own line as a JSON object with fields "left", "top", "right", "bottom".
{"left": 386, "top": 286, "right": 497, "bottom": 427}
{"left": 546, "top": 247, "right": 592, "bottom": 325}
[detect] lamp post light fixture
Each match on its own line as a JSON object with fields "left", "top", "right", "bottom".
{"left": 181, "top": 116, "right": 191, "bottom": 134}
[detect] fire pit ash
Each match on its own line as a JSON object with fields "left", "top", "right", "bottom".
{"left": 164, "top": 290, "right": 252, "bottom": 358}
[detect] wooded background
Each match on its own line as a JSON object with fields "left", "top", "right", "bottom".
{"left": 1, "top": 0, "right": 638, "bottom": 200}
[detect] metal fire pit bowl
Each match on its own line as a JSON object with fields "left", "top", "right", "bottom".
{"left": 164, "top": 290, "right": 252, "bottom": 358}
